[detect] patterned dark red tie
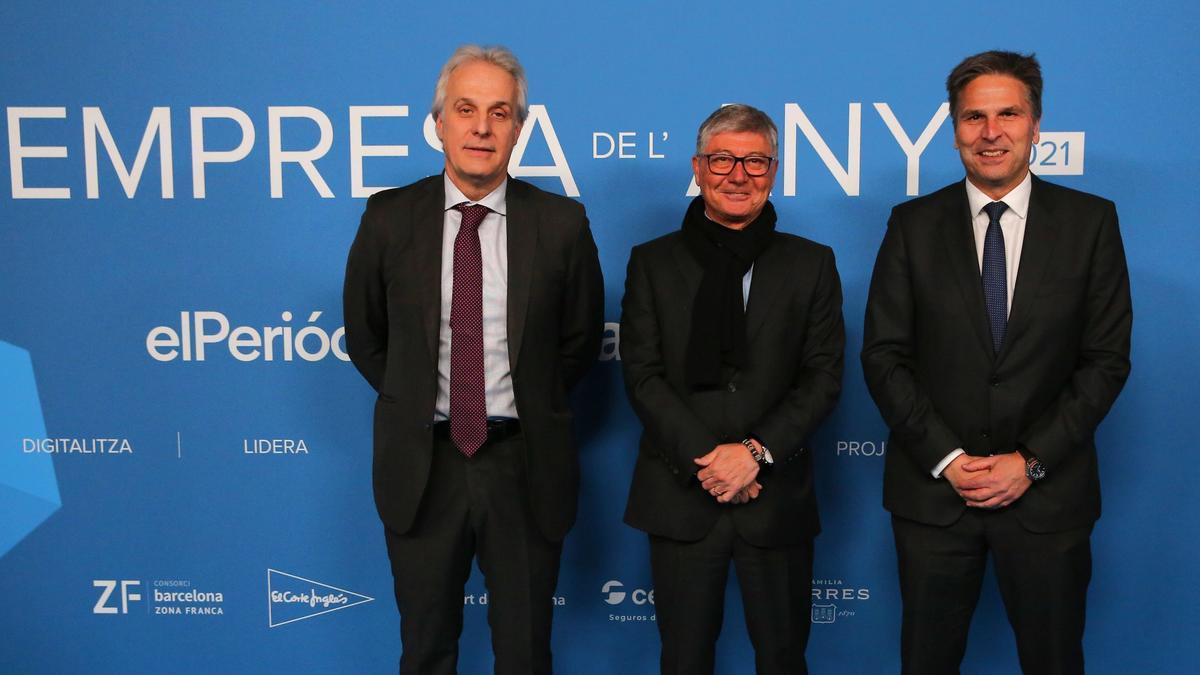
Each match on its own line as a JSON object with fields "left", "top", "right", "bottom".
{"left": 449, "top": 203, "right": 490, "bottom": 457}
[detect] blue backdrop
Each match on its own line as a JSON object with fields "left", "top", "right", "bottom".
{"left": 2, "top": 2, "right": 1197, "bottom": 672}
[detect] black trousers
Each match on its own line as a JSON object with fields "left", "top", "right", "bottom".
{"left": 892, "top": 510, "right": 1093, "bottom": 675}
{"left": 383, "top": 432, "right": 562, "bottom": 675}
{"left": 649, "top": 511, "right": 814, "bottom": 675}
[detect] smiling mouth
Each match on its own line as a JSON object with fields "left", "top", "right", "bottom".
{"left": 979, "top": 149, "right": 1007, "bottom": 157}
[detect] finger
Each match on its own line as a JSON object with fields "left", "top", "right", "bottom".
{"left": 960, "top": 458, "right": 996, "bottom": 472}
{"left": 966, "top": 494, "right": 1006, "bottom": 509}
{"left": 956, "top": 479, "right": 994, "bottom": 492}
{"left": 958, "top": 485, "right": 998, "bottom": 498}
{"left": 958, "top": 489, "right": 1001, "bottom": 504}
{"left": 694, "top": 453, "right": 715, "bottom": 466}
{"left": 705, "top": 472, "right": 734, "bottom": 487}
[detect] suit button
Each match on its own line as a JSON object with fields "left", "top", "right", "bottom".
{"left": 727, "top": 382, "right": 737, "bottom": 393}
{"left": 981, "top": 430, "right": 990, "bottom": 439}
{"left": 990, "top": 377, "right": 1000, "bottom": 386}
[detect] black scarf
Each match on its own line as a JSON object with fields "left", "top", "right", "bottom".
{"left": 680, "top": 196, "right": 777, "bottom": 389}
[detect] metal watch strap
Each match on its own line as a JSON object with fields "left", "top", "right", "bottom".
{"left": 742, "top": 438, "right": 768, "bottom": 466}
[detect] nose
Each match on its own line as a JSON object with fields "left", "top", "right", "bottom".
{"left": 726, "top": 159, "right": 750, "bottom": 182}
{"left": 471, "top": 113, "right": 491, "bottom": 137}
{"left": 982, "top": 115, "right": 1002, "bottom": 140}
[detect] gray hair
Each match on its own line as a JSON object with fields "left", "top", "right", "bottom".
{"left": 695, "top": 104, "right": 778, "bottom": 156}
{"left": 431, "top": 44, "right": 529, "bottom": 123}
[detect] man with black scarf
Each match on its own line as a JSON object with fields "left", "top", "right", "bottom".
{"left": 620, "top": 104, "right": 845, "bottom": 675}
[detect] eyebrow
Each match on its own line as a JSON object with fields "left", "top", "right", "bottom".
{"left": 707, "top": 149, "right": 772, "bottom": 155}
{"left": 960, "top": 105, "right": 1023, "bottom": 117}
{"left": 452, "top": 97, "right": 512, "bottom": 109}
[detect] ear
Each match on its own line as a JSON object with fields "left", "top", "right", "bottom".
{"left": 435, "top": 114, "right": 444, "bottom": 142}
{"left": 1032, "top": 117, "right": 1040, "bottom": 145}
{"left": 692, "top": 155, "right": 703, "bottom": 183}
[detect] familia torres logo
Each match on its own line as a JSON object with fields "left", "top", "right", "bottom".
{"left": 267, "top": 569, "right": 374, "bottom": 628}
{"left": 811, "top": 577, "right": 872, "bottom": 625}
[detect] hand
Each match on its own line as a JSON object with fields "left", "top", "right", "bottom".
{"left": 941, "top": 453, "right": 982, "bottom": 500}
{"left": 695, "top": 443, "right": 760, "bottom": 504}
{"left": 729, "top": 481, "right": 763, "bottom": 504}
{"left": 951, "top": 453, "right": 1032, "bottom": 509}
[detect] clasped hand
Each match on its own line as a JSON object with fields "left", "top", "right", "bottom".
{"left": 695, "top": 442, "right": 762, "bottom": 504}
{"left": 944, "top": 452, "right": 1032, "bottom": 509}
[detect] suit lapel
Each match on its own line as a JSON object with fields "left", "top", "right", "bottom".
{"left": 506, "top": 179, "right": 537, "bottom": 372}
{"left": 670, "top": 236, "right": 704, "bottom": 332}
{"left": 744, "top": 234, "right": 788, "bottom": 343}
{"left": 939, "top": 181, "right": 995, "bottom": 358}
{"left": 413, "top": 177, "right": 446, "bottom": 366}
{"left": 1000, "top": 176, "right": 1059, "bottom": 361}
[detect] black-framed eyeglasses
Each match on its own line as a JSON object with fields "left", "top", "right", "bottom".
{"left": 700, "top": 153, "right": 776, "bottom": 177}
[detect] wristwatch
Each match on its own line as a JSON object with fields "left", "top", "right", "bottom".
{"left": 741, "top": 438, "right": 773, "bottom": 467}
{"left": 1018, "top": 446, "right": 1046, "bottom": 482}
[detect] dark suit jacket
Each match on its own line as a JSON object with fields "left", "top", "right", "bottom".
{"left": 861, "top": 176, "right": 1132, "bottom": 533}
{"left": 621, "top": 228, "right": 844, "bottom": 548}
{"left": 343, "top": 175, "right": 604, "bottom": 542}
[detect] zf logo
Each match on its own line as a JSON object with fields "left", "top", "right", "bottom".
{"left": 601, "top": 580, "right": 654, "bottom": 606}
{"left": 93, "top": 580, "right": 142, "bottom": 614}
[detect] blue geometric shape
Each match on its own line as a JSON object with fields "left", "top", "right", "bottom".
{"left": 0, "top": 340, "right": 61, "bottom": 559}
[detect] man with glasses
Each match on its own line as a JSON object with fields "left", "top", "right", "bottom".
{"left": 620, "top": 104, "right": 845, "bottom": 674}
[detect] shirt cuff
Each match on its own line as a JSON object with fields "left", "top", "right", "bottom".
{"left": 932, "top": 448, "right": 965, "bottom": 478}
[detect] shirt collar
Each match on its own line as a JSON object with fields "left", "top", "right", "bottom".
{"left": 965, "top": 171, "right": 1032, "bottom": 221}
{"left": 444, "top": 173, "right": 508, "bottom": 217}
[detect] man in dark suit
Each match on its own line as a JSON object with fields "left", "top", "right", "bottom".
{"left": 621, "top": 104, "right": 844, "bottom": 674}
{"left": 343, "top": 45, "right": 603, "bottom": 674}
{"left": 862, "top": 51, "right": 1132, "bottom": 674}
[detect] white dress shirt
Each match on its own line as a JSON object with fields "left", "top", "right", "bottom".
{"left": 434, "top": 175, "right": 518, "bottom": 421}
{"left": 932, "top": 172, "right": 1032, "bottom": 477}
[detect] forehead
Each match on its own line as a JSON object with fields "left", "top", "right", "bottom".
{"left": 445, "top": 60, "right": 517, "bottom": 104}
{"left": 959, "top": 73, "right": 1031, "bottom": 109}
{"left": 703, "top": 130, "right": 773, "bottom": 154}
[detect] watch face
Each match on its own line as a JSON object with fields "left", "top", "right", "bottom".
{"left": 1027, "top": 460, "right": 1046, "bottom": 481}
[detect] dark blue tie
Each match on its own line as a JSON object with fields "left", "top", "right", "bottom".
{"left": 981, "top": 201, "right": 1009, "bottom": 353}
